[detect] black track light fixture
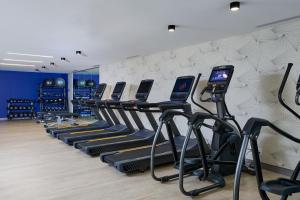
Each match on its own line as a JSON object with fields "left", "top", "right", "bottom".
{"left": 230, "top": 1, "right": 240, "bottom": 12}
{"left": 168, "top": 25, "right": 176, "bottom": 32}
{"left": 50, "top": 62, "right": 55, "bottom": 66}
{"left": 61, "top": 57, "right": 70, "bottom": 62}
{"left": 76, "top": 50, "right": 87, "bottom": 56}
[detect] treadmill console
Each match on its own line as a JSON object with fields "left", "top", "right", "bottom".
{"left": 111, "top": 82, "right": 126, "bottom": 101}
{"left": 135, "top": 79, "right": 154, "bottom": 101}
{"left": 170, "top": 76, "right": 195, "bottom": 101}
{"left": 207, "top": 65, "right": 234, "bottom": 94}
{"left": 94, "top": 83, "right": 107, "bottom": 99}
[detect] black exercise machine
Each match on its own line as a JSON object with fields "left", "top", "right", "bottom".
{"left": 100, "top": 76, "right": 200, "bottom": 173}
{"left": 74, "top": 79, "right": 165, "bottom": 156}
{"left": 57, "top": 82, "right": 136, "bottom": 145}
{"left": 233, "top": 63, "right": 300, "bottom": 200}
{"left": 150, "top": 65, "right": 243, "bottom": 196}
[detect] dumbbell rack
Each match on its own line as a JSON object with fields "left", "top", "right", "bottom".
{"left": 7, "top": 99, "right": 35, "bottom": 120}
{"left": 73, "top": 83, "right": 96, "bottom": 117}
{"left": 38, "top": 84, "right": 67, "bottom": 112}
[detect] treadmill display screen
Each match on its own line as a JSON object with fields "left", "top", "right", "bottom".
{"left": 209, "top": 69, "right": 231, "bottom": 82}
{"left": 113, "top": 83, "right": 125, "bottom": 94}
{"left": 95, "top": 84, "right": 105, "bottom": 96}
{"left": 173, "top": 78, "right": 193, "bottom": 93}
{"left": 137, "top": 81, "right": 153, "bottom": 94}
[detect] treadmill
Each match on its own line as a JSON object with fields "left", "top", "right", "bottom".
{"left": 46, "top": 83, "right": 110, "bottom": 136}
{"left": 58, "top": 82, "right": 136, "bottom": 145}
{"left": 74, "top": 79, "right": 165, "bottom": 156}
{"left": 100, "top": 76, "right": 200, "bottom": 173}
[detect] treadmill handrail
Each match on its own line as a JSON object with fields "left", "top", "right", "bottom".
{"left": 120, "top": 100, "right": 141, "bottom": 111}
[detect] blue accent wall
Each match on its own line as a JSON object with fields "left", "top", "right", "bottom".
{"left": 0, "top": 70, "right": 68, "bottom": 118}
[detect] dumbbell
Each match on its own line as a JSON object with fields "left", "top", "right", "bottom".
{"left": 23, "top": 113, "right": 27, "bottom": 117}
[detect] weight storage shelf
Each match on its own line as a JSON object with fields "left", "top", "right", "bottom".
{"left": 7, "top": 99, "right": 35, "bottom": 120}
{"left": 73, "top": 79, "right": 97, "bottom": 117}
{"left": 38, "top": 78, "right": 68, "bottom": 112}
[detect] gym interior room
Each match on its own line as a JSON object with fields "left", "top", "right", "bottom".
{"left": 0, "top": 1, "right": 299, "bottom": 200}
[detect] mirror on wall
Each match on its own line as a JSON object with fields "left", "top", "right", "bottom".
{"left": 72, "top": 67, "right": 99, "bottom": 119}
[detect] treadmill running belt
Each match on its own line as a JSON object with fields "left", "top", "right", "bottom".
{"left": 58, "top": 128, "right": 129, "bottom": 145}
{"left": 75, "top": 133, "right": 156, "bottom": 156}
{"left": 101, "top": 138, "right": 199, "bottom": 174}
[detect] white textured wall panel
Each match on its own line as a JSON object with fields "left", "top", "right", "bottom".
{"left": 100, "top": 20, "right": 300, "bottom": 170}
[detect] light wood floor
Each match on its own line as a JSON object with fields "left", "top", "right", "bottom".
{"left": 0, "top": 120, "right": 298, "bottom": 200}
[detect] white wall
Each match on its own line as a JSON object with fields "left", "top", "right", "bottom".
{"left": 100, "top": 20, "right": 300, "bottom": 170}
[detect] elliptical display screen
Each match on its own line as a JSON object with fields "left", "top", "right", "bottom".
{"left": 137, "top": 81, "right": 153, "bottom": 94}
{"left": 209, "top": 69, "right": 231, "bottom": 82}
{"left": 173, "top": 78, "right": 194, "bottom": 93}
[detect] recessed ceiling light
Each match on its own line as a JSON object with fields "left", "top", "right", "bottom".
{"left": 168, "top": 25, "right": 176, "bottom": 32}
{"left": 0, "top": 62, "right": 35, "bottom": 67}
{"left": 3, "top": 58, "right": 43, "bottom": 63}
{"left": 7, "top": 52, "right": 54, "bottom": 58}
{"left": 230, "top": 1, "right": 240, "bottom": 12}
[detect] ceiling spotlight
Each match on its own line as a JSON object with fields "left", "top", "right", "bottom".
{"left": 50, "top": 62, "right": 55, "bottom": 66}
{"left": 60, "top": 57, "right": 70, "bottom": 62}
{"left": 168, "top": 25, "right": 176, "bottom": 32}
{"left": 76, "top": 51, "right": 82, "bottom": 55}
{"left": 41, "top": 66, "right": 47, "bottom": 69}
{"left": 230, "top": 1, "right": 240, "bottom": 12}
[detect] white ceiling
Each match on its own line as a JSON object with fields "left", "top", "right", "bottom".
{"left": 0, "top": 0, "right": 299, "bottom": 73}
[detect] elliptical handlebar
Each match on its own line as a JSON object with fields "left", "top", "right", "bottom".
{"left": 191, "top": 74, "right": 213, "bottom": 114}
{"left": 189, "top": 112, "right": 241, "bottom": 137}
{"left": 278, "top": 63, "right": 300, "bottom": 119}
{"left": 233, "top": 117, "right": 300, "bottom": 200}
{"left": 296, "top": 75, "right": 300, "bottom": 106}
{"left": 243, "top": 117, "right": 300, "bottom": 143}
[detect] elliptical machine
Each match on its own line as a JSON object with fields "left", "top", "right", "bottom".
{"left": 178, "top": 65, "right": 243, "bottom": 196}
{"left": 150, "top": 65, "right": 243, "bottom": 196}
{"left": 233, "top": 63, "right": 300, "bottom": 200}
